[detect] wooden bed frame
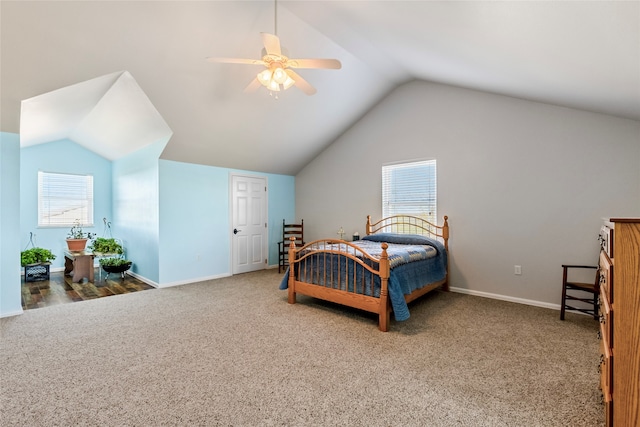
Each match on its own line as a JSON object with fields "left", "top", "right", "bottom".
{"left": 286, "top": 215, "right": 449, "bottom": 331}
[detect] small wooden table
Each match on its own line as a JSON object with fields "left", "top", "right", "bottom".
{"left": 64, "top": 250, "right": 95, "bottom": 283}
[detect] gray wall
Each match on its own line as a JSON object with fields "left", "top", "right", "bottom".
{"left": 295, "top": 81, "right": 640, "bottom": 307}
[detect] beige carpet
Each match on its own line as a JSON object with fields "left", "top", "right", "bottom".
{"left": 1, "top": 269, "right": 602, "bottom": 426}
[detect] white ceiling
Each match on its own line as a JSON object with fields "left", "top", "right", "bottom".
{"left": 20, "top": 71, "right": 172, "bottom": 160}
{"left": 1, "top": 1, "right": 638, "bottom": 175}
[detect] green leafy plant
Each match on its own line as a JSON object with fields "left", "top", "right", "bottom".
{"left": 21, "top": 247, "right": 56, "bottom": 267}
{"left": 98, "top": 257, "right": 131, "bottom": 267}
{"left": 67, "top": 220, "right": 95, "bottom": 240}
{"left": 90, "top": 238, "right": 123, "bottom": 255}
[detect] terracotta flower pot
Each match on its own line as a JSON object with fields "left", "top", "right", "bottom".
{"left": 66, "top": 238, "right": 88, "bottom": 252}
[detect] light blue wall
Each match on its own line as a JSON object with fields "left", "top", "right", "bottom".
{"left": 4, "top": 135, "right": 294, "bottom": 297}
{"left": 19, "top": 139, "right": 113, "bottom": 269}
{"left": 158, "top": 160, "right": 229, "bottom": 284}
{"left": 158, "top": 160, "right": 295, "bottom": 285}
{"left": 112, "top": 139, "right": 168, "bottom": 285}
{"left": 265, "top": 172, "right": 296, "bottom": 264}
{"left": 0, "top": 132, "right": 22, "bottom": 317}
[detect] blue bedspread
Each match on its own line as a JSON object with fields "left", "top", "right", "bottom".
{"left": 279, "top": 234, "right": 447, "bottom": 321}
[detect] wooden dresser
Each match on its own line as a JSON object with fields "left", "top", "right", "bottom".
{"left": 598, "top": 218, "right": 640, "bottom": 426}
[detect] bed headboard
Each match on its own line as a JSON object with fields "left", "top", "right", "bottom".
{"left": 366, "top": 215, "right": 449, "bottom": 250}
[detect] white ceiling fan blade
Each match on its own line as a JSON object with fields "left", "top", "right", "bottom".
{"left": 285, "top": 69, "right": 316, "bottom": 96}
{"left": 206, "top": 57, "right": 265, "bottom": 66}
{"left": 287, "top": 58, "right": 342, "bottom": 70}
{"left": 243, "top": 78, "right": 262, "bottom": 93}
{"left": 261, "top": 32, "right": 282, "bottom": 56}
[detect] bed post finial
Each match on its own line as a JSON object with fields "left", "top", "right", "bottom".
{"left": 366, "top": 215, "right": 372, "bottom": 235}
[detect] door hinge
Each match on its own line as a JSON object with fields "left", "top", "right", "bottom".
{"left": 265, "top": 259, "right": 267, "bottom": 264}
{"left": 265, "top": 222, "right": 267, "bottom": 228}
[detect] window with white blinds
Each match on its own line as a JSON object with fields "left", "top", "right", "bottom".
{"left": 38, "top": 171, "right": 94, "bottom": 227}
{"left": 382, "top": 159, "right": 437, "bottom": 224}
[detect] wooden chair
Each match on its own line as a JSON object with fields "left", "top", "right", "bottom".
{"left": 560, "top": 264, "right": 600, "bottom": 320}
{"left": 278, "top": 219, "right": 304, "bottom": 273}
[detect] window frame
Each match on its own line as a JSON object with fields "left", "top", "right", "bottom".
{"left": 382, "top": 159, "right": 437, "bottom": 224}
{"left": 37, "top": 171, "right": 95, "bottom": 228}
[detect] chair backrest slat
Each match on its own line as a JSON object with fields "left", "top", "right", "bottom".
{"left": 279, "top": 219, "right": 304, "bottom": 272}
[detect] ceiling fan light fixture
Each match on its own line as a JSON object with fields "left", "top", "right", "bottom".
{"left": 267, "top": 79, "right": 280, "bottom": 92}
{"left": 283, "top": 75, "right": 295, "bottom": 90}
{"left": 272, "top": 67, "right": 287, "bottom": 84}
{"left": 257, "top": 69, "right": 273, "bottom": 86}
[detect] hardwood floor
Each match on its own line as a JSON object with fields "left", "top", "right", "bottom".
{"left": 22, "top": 268, "right": 155, "bottom": 310}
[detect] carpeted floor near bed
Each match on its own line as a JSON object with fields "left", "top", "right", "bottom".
{"left": 0, "top": 269, "right": 602, "bottom": 426}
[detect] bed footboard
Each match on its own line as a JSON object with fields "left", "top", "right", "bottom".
{"left": 287, "top": 239, "right": 392, "bottom": 331}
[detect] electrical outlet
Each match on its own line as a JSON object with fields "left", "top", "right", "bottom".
{"left": 514, "top": 265, "right": 522, "bottom": 275}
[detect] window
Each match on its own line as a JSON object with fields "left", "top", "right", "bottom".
{"left": 382, "top": 159, "right": 437, "bottom": 224}
{"left": 38, "top": 171, "right": 94, "bottom": 227}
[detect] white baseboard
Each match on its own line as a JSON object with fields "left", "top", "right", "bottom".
{"left": 155, "top": 272, "right": 231, "bottom": 288}
{"left": 0, "top": 308, "right": 24, "bottom": 318}
{"left": 449, "top": 286, "right": 561, "bottom": 311}
{"left": 124, "top": 270, "right": 159, "bottom": 288}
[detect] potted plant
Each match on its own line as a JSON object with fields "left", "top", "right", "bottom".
{"left": 99, "top": 257, "right": 132, "bottom": 278}
{"left": 21, "top": 247, "right": 56, "bottom": 282}
{"left": 89, "top": 237, "right": 123, "bottom": 256}
{"left": 66, "top": 220, "right": 95, "bottom": 251}
{"left": 21, "top": 247, "right": 56, "bottom": 266}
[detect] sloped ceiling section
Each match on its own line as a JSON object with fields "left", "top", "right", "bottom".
{"left": 2, "top": 1, "right": 638, "bottom": 175}
{"left": 20, "top": 71, "right": 173, "bottom": 160}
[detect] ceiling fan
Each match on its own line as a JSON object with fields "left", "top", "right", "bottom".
{"left": 206, "top": 1, "right": 341, "bottom": 96}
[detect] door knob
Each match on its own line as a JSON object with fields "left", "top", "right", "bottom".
{"left": 233, "top": 228, "right": 241, "bottom": 234}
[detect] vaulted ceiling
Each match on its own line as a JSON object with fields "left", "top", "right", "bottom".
{"left": 1, "top": 1, "right": 638, "bottom": 175}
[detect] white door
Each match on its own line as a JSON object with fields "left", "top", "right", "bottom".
{"left": 231, "top": 175, "right": 267, "bottom": 274}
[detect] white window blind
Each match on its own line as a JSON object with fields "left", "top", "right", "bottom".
{"left": 382, "top": 159, "right": 437, "bottom": 224}
{"left": 38, "top": 171, "right": 94, "bottom": 227}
